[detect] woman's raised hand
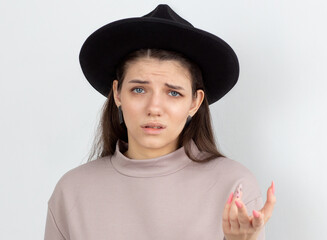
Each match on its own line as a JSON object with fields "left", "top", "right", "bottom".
{"left": 222, "top": 182, "right": 276, "bottom": 240}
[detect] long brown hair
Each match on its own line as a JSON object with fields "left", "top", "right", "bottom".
{"left": 86, "top": 49, "right": 226, "bottom": 163}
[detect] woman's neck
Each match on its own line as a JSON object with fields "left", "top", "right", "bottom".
{"left": 123, "top": 140, "right": 179, "bottom": 160}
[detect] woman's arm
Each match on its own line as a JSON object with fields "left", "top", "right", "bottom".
{"left": 44, "top": 207, "right": 66, "bottom": 240}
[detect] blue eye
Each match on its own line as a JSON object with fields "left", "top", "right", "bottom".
{"left": 169, "top": 91, "right": 181, "bottom": 97}
{"left": 132, "top": 88, "right": 144, "bottom": 93}
{"left": 132, "top": 88, "right": 181, "bottom": 97}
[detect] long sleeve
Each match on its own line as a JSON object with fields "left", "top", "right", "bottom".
{"left": 44, "top": 206, "right": 66, "bottom": 240}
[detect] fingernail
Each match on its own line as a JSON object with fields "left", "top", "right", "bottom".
{"left": 235, "top": 200, "right": 243, "bottom": 209}
{"left": 235, "top": 184, "right": 242, "bottom": 198}
{"left": 227, "top": 192, "right": 233, "bottom": 204}
{"left": 271, "top": 181, "right": 275, "bottom": 195}
{"left": 253, "top": 210, "right": 260, "bottom": 218}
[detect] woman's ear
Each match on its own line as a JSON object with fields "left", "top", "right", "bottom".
{"left": 112, "top": 80, "right": 121, "bottom": 107}
{"left": 189, "top": 89, "right": 205, "bottom": 117}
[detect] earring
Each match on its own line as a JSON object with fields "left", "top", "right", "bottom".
{"left": 185, "top": 115, "right": 192, "bottom": 128}
{"left": 118, "top": 106, "right": 124, "bottom": 124}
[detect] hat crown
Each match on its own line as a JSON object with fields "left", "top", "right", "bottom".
{"left": 142, "top": 4, "right": 193, "bottom": 27}
{"left": 79, "top": 4, "right": 239, "bottom": 104}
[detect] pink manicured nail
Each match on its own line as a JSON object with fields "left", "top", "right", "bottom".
{"left": 253, "top": 210, "right": 260, "bottom": 218}
{"left": 271, "top": 181, "right": 275, "bottom": 195}
{"left": 235, "top": 200, "right": 243, "bottom": 209}
{"left": 235, "top": 184, "right": 242, "bottom": 198}
{"left": 227, "top": 192, "right": 233, "bottom": 204}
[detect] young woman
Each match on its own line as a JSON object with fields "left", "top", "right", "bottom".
{"left": 44, "top": 4, "right": 276, "bottom": 240}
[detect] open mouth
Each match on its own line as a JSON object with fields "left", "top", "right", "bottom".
{"left": 141, "top": 124, "right": 166, "bottom": 134}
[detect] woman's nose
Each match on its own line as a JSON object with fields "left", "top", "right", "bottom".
{"left": 146, "top": 92, "right": 164, "bottom": 116}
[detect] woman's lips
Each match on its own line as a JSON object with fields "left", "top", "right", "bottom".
{"left": 141, "top": 122, "right": 166, "bottom": 128}
{"left": 141, "top": 126, "right": 165, "bottom": 134}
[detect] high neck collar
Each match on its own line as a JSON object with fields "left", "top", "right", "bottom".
{"left": 110, "top": 140, "right": 200, "bottom": 177}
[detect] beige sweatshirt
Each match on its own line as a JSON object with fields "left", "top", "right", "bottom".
{"left": 44, "top": 140, "right": 265, "bottom": 240}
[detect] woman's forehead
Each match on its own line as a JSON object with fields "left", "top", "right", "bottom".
{"left": 124, "top": 57, "right": 192, "bottom": 83}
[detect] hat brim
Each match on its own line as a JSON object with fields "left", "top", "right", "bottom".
{"left": 79, "top": 17, "right": 239, "bottom": 104}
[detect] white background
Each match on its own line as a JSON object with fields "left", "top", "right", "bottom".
{"left": 1, "top": 0, "right": 326, "bottom": 239}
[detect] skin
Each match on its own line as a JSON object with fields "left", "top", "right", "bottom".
{"left": 113, "top": 56, "right": 276, "bottom": 239}
{"left": 222, "top": 181, "right": 276, "bottom": 240}
{"left": 112, "top": 57, "right": 204, "bottom": 159}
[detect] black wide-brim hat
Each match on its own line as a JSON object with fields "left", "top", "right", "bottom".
{"left": 79, "top": 4, "right": 239, "bottom": 105}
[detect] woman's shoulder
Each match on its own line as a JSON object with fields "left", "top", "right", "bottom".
{"left": 60, "top": 156, "right": 110, "bottom": 181}
{"left": 197, "top": 155, "right": 255, "bottom": 176}
{"left": 209, "top": 156, "right": 262, "bottom": 202}
{"left": 48, "top": 156, "right": 111, "bottom": 204}
{"left": 192, "top": 142, "right": 257, "bottom": 181}
{"left": 215, "top": 156, "right": 255, "bottom": 176}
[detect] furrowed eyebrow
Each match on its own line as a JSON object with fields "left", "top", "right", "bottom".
{"left": 128, "top": 79, "right": 150, "bottom": 84}
{"left": 165, "top": 83, "right": 185, "bottom": 91}
{"left": 128, "top": 79, "right": 185, "bottom": 91}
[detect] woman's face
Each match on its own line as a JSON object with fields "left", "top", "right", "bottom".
{"left": 113, "top": 57, "right": 204, "bottom": 159}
